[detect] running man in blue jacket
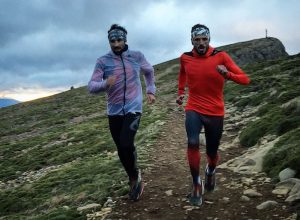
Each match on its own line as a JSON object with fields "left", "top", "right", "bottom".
{"left": 88, "top": 24, "right": 156, "bottom": 201}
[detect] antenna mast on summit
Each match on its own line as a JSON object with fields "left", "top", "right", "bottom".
{"left": 265, "top": 29, "right": 268, "bottom": 38}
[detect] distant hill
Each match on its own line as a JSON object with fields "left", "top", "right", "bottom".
{"left": 163, "top": 37, "right": 288, "bottom": 67}
{"left": 217, "top": 37, "right": 289, "bottom": 65}
{"left": 0, "top": 38, "right": 299, "bottom": 219}
{"left": 0, "top": 98, "right": 20, "bottom": 108}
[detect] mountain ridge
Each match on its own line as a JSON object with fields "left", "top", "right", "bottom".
{"left": 0, "top": 98, "right": 20, "bottom": 108}
{"left": 162, "top": 37, "right": 288, "bottom": 67}
{"left": 217, "top": 37, "right": 289, "bottom": 65}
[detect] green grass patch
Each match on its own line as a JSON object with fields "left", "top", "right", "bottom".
{"left": 0, "top": 68, "right": 172, "bottom": 219}
{"left": 0, "top": 155, "right": 125, "bottom": 218}
{"left": 262, "top": 128, "right": 300, "bottom": 179}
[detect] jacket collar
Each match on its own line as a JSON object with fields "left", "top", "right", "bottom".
{"left": 110, "top": 44, "right": 129, "bottom": 56}
{"left": 192, "top": 46, "right": 214, "bottom": 58}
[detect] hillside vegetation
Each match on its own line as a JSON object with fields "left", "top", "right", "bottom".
{"left": 224, "top": 53, "right": 300, "bottom": 179}
{"left": 0, "top": 61, "right": 175, "bottom": 219}
{"left": 0, "top": 38, "right": 299, "bottom": 219}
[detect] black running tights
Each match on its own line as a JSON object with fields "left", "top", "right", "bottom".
{"left": 108, "top": 113, "right": 141, "bottom": 180}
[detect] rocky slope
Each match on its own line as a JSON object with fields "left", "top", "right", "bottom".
{"left": 218, "top": 37, "right": 289, "bottom": 65}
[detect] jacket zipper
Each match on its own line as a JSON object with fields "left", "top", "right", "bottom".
{"left": 120, "top": 55, "right": 127, "bottom": 115}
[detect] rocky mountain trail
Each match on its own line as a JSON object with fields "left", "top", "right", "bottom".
{"left": 85, "top": 103, "right": 299, "bottom": 220}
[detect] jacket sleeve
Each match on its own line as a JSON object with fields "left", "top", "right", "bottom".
{"left": 139, "top": 52, "right": 156, "bottom": 95}
{"left": 88, "top": 59, "right": 108, "bottom": 94}
{"left": 178, "top": 55, "right": 187, "bottom": 95}
{"left": 223, "top": 52, "right": 250, "bottom": 85}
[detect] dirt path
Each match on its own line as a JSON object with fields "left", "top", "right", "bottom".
{"left": 106, "top": 106, "right": 297, "bottom": 220}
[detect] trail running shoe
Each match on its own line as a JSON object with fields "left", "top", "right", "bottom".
{"left": 188, "top": 183, "right": 203, "bottom": 206}
{"left": 205, "top": 166, "right": 216, "bottom": 192}
{"left": 129, "top": 170, "right": 144, "bottom": 201}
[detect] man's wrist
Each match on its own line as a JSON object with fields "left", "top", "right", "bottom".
{"left": 224, "top": 72, "right": 230, "bottom": 79}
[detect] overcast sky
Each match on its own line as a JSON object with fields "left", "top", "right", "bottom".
{"left": 1, "top": 0, "right": 299, "bottom": 101}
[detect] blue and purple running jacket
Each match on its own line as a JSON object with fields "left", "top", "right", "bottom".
{"left": 88, "top": 48, "right": 156, "bottom": 116}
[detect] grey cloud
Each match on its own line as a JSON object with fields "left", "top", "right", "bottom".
{"left": 0, "top": 0, "right": 168, "bottom": 81}
{"left": 0, "top": 0, "right": 147, "bottom": 46}
{"left": 0, "top": 0, "right": 299, "bottom": 98}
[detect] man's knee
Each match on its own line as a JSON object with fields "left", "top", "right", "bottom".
{"left": 188, "top": 143, "right": 199, "bottom": 149}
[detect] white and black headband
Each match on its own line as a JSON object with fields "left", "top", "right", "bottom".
{"left": 191, "top": 27, "right": 210, "bottom": 41}
{"left": 108, "top": 29, "right": 127, "bottom": 41}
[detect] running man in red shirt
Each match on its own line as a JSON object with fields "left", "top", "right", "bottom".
{"left": 177, "top": 24, "right": 250, "bottom": 206}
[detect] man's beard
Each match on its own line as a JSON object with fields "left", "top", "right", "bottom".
{"left": 112, "top": 44, "right": 128, "bottom": 55}
{"left": 195, "top": 45, "right": 208, "bottom": 55}
{"left": 112, "top": 47, "right": 122, "bottom": 53}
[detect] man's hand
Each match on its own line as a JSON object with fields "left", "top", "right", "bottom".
{"left": 147, "top": 93, "right": 155, "bottom": 104}
{"left": 106, "top": 75, "right": 117, "bottom": 87}
{"left": 216, "top": 65, "right": 228, "bottom": 78}
{"left": 176, "top": 95, "right": 184, "bottom": 105}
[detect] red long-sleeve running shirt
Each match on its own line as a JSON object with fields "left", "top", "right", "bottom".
{"left": 178, "top": 46, "right": 250, "bottom": 116}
